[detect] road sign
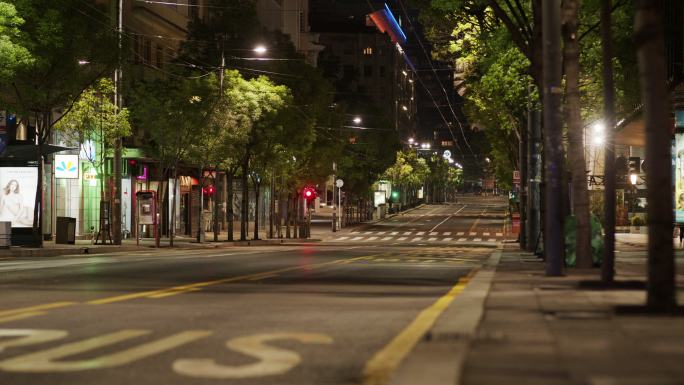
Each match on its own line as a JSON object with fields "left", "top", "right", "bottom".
{"left": 443, "top": 150, "right": 451, "bottom": 159}
{"left": 336, "top": 179, "right": 344, "bottom": 188}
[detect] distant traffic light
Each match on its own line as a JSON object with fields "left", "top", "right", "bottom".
{"left": 628, "top": 157, "right": 641, "bottom": 175}
{"left": 391, "top": 191, "right": 399, "bottom": 199}
{"left": 302, "top": 186, "right": 317, "bottom": 201}
{"left": 203, "top": 186, "right": 215, "bottom": 196}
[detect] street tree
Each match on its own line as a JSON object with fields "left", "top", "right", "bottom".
{"left": 0, "top": 0, "right": 119, "bottom": 245}
{"left": 53, "top": 78, "right": 131, "bottom": 222}
{"left": 0, "top": 1, "right": 32, "bottom": 81}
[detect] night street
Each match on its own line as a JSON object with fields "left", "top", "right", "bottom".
{"left": 0, "top": 199, "right": 504, "bottom": 385}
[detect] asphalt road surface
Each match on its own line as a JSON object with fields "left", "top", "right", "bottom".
{"left": 0, "top": 197, "right": 509, "bottom": 385}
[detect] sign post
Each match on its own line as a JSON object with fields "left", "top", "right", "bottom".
{"left": 336, "top": 179, "right": 343, "bottom": 229}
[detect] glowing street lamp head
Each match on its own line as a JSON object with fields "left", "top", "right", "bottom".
{"left": 592, "top": 121, "right": 605, "bottom": 133}
{"left": 353, "top": 116, "right": 362, "bottom": 125}
{"left": 592, "top": 135, "right": 605, "bottom": 146}
{"left": 253, "top": 45, "right": 267, "bottom": 55}
{"left": 408, "top": 138, "right": 414, "bottom": 144}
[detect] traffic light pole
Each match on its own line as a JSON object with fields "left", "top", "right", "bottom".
{"left": 332, "top": 163, "right": 337, "bottom": 232}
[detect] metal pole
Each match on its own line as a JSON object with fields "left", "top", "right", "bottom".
{"left": 542, "top": 0, "right": 564, "bottom": 276}
{"left": 112, "top": 0, "right": 123, "bottom": 245}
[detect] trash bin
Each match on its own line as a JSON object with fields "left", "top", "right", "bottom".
{"left": 0, "top": 221, "right": 10, "bottom": 248}
{"left": 56, "top": 217, "right": 76, "bottom": 244}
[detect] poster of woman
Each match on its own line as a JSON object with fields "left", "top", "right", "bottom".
{"left": 0, "top": 167, "right": 37, "bottom": 228}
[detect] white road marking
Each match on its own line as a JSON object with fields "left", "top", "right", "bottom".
{"left": 336, "top": 237, "right": 349, "bottom": 241}
{"left": 458, "top": 238, "right": 467, "bottom": 242}
{"left": 352, "top": 237, "right": 364, "bottom": 241}
{"left": 390, "top": 232, "right": 398, "bottom": 235}
{"left": 429, "top": 232, "right": 439, "bottom": 236}
{"left": 397, "top": 237, "right": 407, "bottom": 241}
{"left": 0, "top": 329, "right": 68, "bottom": 353}
{"left": 473, "top": 238, "right": 482, "bottom": 242}
{"left": 382, "top": 237, "right": 393, "bottom": 241}
{"left": 0, "top": 330, "right": 211, "bottom": 372}
{"left": 496, "top": 233, "right": 503, "bottom": 236}
{"left": 173, "top": 333, "right": 333, "bottom": 379}
{"left": 442, "top": 232, "right": 451, "bottom": 236}
{"left": 366, "top": 237, "right": 378, "bottom": 241}
{"left": 443, "top": 238, "right": 453, "bottom": 242}
{"left": 410, "top": 238, "right": 423, "bottom": 242}
{"left": 488, "top": 238, "right": 496, "bottom": 242}
{"left": 404, "top": 231, "right": 413, "bottom": 235}
{"left": 415, "top": 231, "right": 425, "bottom": 235}
{"left": 364, "top": 231, "right": 374, "bottom": 235}
{"left": 457, "top": 232, "right": 465, "bottom": 236}
{"left": 469, "top": 232, "right": 478, "bottom": 236}
{"left": 428, "top": 237, "right": 437, "bottom": 241}
{"left": 483, "top": 232, "right": 490, "bottom": 236}
{"left": 376, "top": 232, "right": 385, "bottom": 235}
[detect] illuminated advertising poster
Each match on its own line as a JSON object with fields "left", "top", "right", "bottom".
{"left": 0, "top": 167, "right": 38, "bottom": 227}
{"left": 675, "top": 133, "right": 684, "bottom": 223}
{"left": 54, "top": 154, "right": 79, "bottom": 179}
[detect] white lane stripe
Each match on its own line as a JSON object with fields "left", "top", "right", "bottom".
{"left": 428, "top": 237, "right": 437, "bottom": 241}
{"left": 458, "top": 238, "right": 467, "bottom": 242}
{"left": 469, "top": 232, "right": 478, "bottom": 236}
{"left": 390, "top": 232, "right": 398, "bottom": 235}
{"left": 411, "top": 238, "right": 423, "bottom": 242}
{"left": 488, "top": 238, "right": 496, "bottom": 242}
{"left": 443, "top": 238, "right": 453, "bottom": 242}
{"left": 364, "top": 231, "right": 374, "bottom": 235}
{"left": 442, "top": 232, "right": 451, "bottom": 236}
{"left": 351, "top": 237, "right": 364, "bottom": 241}
{"left": 496, "top": 233, "right": 503, "bottom": 236}
{"left": 397, "top": 237, "right": 407, "bottom": 241}
{"left": 366, "top": 237, "right": 378, "bottom": 241}
{"left": 403, "top": 232, "right": 412, "bottom": 235}
{"left": 483, "top": 232, "right": 490, "bottom": 236}
{"left": 337, "top": 237, "right": 349, "bottom": 241}
{"left": 377, "top": 232, "right": 385, "bottom": 235}
{"left": 382, "top": 236, "right": 393, "bottom": 241}
{"left": 457, "top": 232, "right": 465, "bottom": 236}
{"left": 416, "top": 231, "right": 425, "bottom": 235}
{"left": 429, "top": 232, "right": 439, "bottom": 236}
{"left": 473, "top": 238, "right": 482, "bottom": 242}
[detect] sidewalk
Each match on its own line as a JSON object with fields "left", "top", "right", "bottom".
{"left": 413, "top": 243, "right": 684, "bottom": 385}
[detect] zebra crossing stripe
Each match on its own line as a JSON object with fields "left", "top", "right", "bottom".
{"left": 416, "top": 231, "right": 425, "bottom": 235}
{"left": 488, "top": 238, "right": 496, "bottom": 242}
{"left": 473, "top": 238, "right": 482, "bottom": 242}
{"left": 429, "top": 232, "right": 439, "bottom": 236}
{"left": 364, "top": 231, "right": 374, "bottom": 235}
{"left": 469, "top": 232, "right": 478, "bottom": 236}
{"left": 443, "top": 232, "right": 451, "bottom": 236}
{"left": 403, "top": 232, "right": 412, "bottom": 235}
{"left": 352, "top": 236, "right": 363, "bottom": 241}
{"left": 443, "top": 238, "right": 453, "bottom": 242}
{"left": 390, "top": 232, "right": 398, "bottom": 235}
{"left": 428, "top": 237, "right": 437, "bottom": 241}
{"left": 496, "top": 233, "right": 503, "bottom": 236}
{"left": 397, "top": 237, "right": 407, "bottom": 241}
{"left": 458, "top": 238, "right": 467, "bottom": 242}
{"left": 483, "top": 232, "right": 490, "bottom": 236}
{"left": 411, "top": 238, "right": 422, "bottom": 242}
{"left": 377, "top": 232, "right": 385, "bottom": 235}
{"left": 457, "top": 232, "right": 465, "bottom": 236}
{"left": 337, "top": 236, "right": 349, "bottom": 241}
{"left": 382, "top": 236, "right": 393, "bottom": 241}
{"left": 366, "top": 236, "right": 378, "bottom": 241}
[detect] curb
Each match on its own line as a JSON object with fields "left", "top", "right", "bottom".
{"left": 390, "top": 246, "right": 502, "bottom": 385}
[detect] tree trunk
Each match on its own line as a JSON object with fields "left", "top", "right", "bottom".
{"left": 634, "top": 0, "right": 676, "bottom": 310}
{"left": 213, "top": 170, "right": 220, "bottom": 242}
{"left": 542, "top": 0, "right": 565, "bottom": 276}
{"left": 286, "top": 192, "right": 291, "bottom": 238}
{"left": 170, "top": 165, "right": 178, "bottom": 247}
{"left": 601, "top": 0, "right": 617, "bottom": 282}
{"left": 240, "top": 154, "right": 249, "bottom": 241}
{"left": 196, "top": 167, "right": 204, "bottom": 243}
{"left": 227, "top": 171, "right": 234, "bottom": 242}
{"left": 562, "top": 0, "right": 592, "bottom": 268}
{"left": 253, "top": 177, "right": 260, "bottom": 240}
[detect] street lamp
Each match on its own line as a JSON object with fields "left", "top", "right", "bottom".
{"left": 253, "top": 45, "right": 267, "bottom": 55}
{"left": 352, "top": 116, "right": 362, "bottom": 125}
{"left": 408, "top": 137, "right": 414, "bottom": 144}
{"left": 77, "top": 59, "right": 90, "bottom": 65}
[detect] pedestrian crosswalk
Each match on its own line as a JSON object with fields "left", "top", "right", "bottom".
{"left": 329, "top": 230, "right": 509, "bottom": 243}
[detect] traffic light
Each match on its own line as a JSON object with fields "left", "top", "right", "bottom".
{"left": 628, "top": 157, "right": 641, "bottom": 175}
{"left": 391, "top": 191, "right": 399, "bottom": 199}
{"left": 302, "top": 186, "right": 317, "bottom": 201}
{"left": 203, "top": 186, "right": 215, "bottom": 196}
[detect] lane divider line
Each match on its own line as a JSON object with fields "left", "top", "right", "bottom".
{"left": 361, "top": 276, "right": 470, "bottom": 385}
{"left": 0, "top": 302, "right": 76, "bottom": 318}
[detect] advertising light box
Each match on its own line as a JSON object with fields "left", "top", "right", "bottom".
{"left": 0, "top": 167, "right": 38, "bottom": 228}
{"left": 54, "top": 154, "right": 79, "bottom": 179}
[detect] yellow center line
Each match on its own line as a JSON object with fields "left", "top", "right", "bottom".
{"left": 0, "top": 302, "right": 76, "bottom": 318}
{"left": 361, "top": 276, "right": 470, "bottom": 385}
{"left": 88, "top": 255, "right": 373, "bottom": 305}
{"left": 0, "top": 311, "right": 47, "bottom": 324}
{"left": 467, "top": 208, "right": 487, "bottom": 234}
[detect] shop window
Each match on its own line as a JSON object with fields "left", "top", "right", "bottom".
{"left": 363, "top": 47, "right": 373, "bottom": 55}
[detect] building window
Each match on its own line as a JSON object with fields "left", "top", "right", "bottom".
{"left": 364, "top": 65, "right": 373, "bottom": 77}
{"left": 143, "top": 39, "right": 152, "bottom": 64}
{"left": 441, "top": 140, "right": 454, "bottom": 147}
{"left": 363, "top": 47, "right": 373, "bottom": 55}
{"left": 379, "top": 66, "right": 386, "bottom": 77}
{"left": 156, "top": 44, "right": 163, "bottom": 68}
{"left": 189, "top": 0, "right": 199, "bottom": 19}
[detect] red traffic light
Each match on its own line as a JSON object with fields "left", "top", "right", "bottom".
{"left": 302, "top": 187, "right": 316, "bottom": 200}
{"left": 203, "top": 186, "right": 215, "bottom": 196}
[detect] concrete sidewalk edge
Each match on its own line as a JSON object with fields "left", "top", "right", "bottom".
{"left": 390, "top": 246, "right": 503, "bottom": 385}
